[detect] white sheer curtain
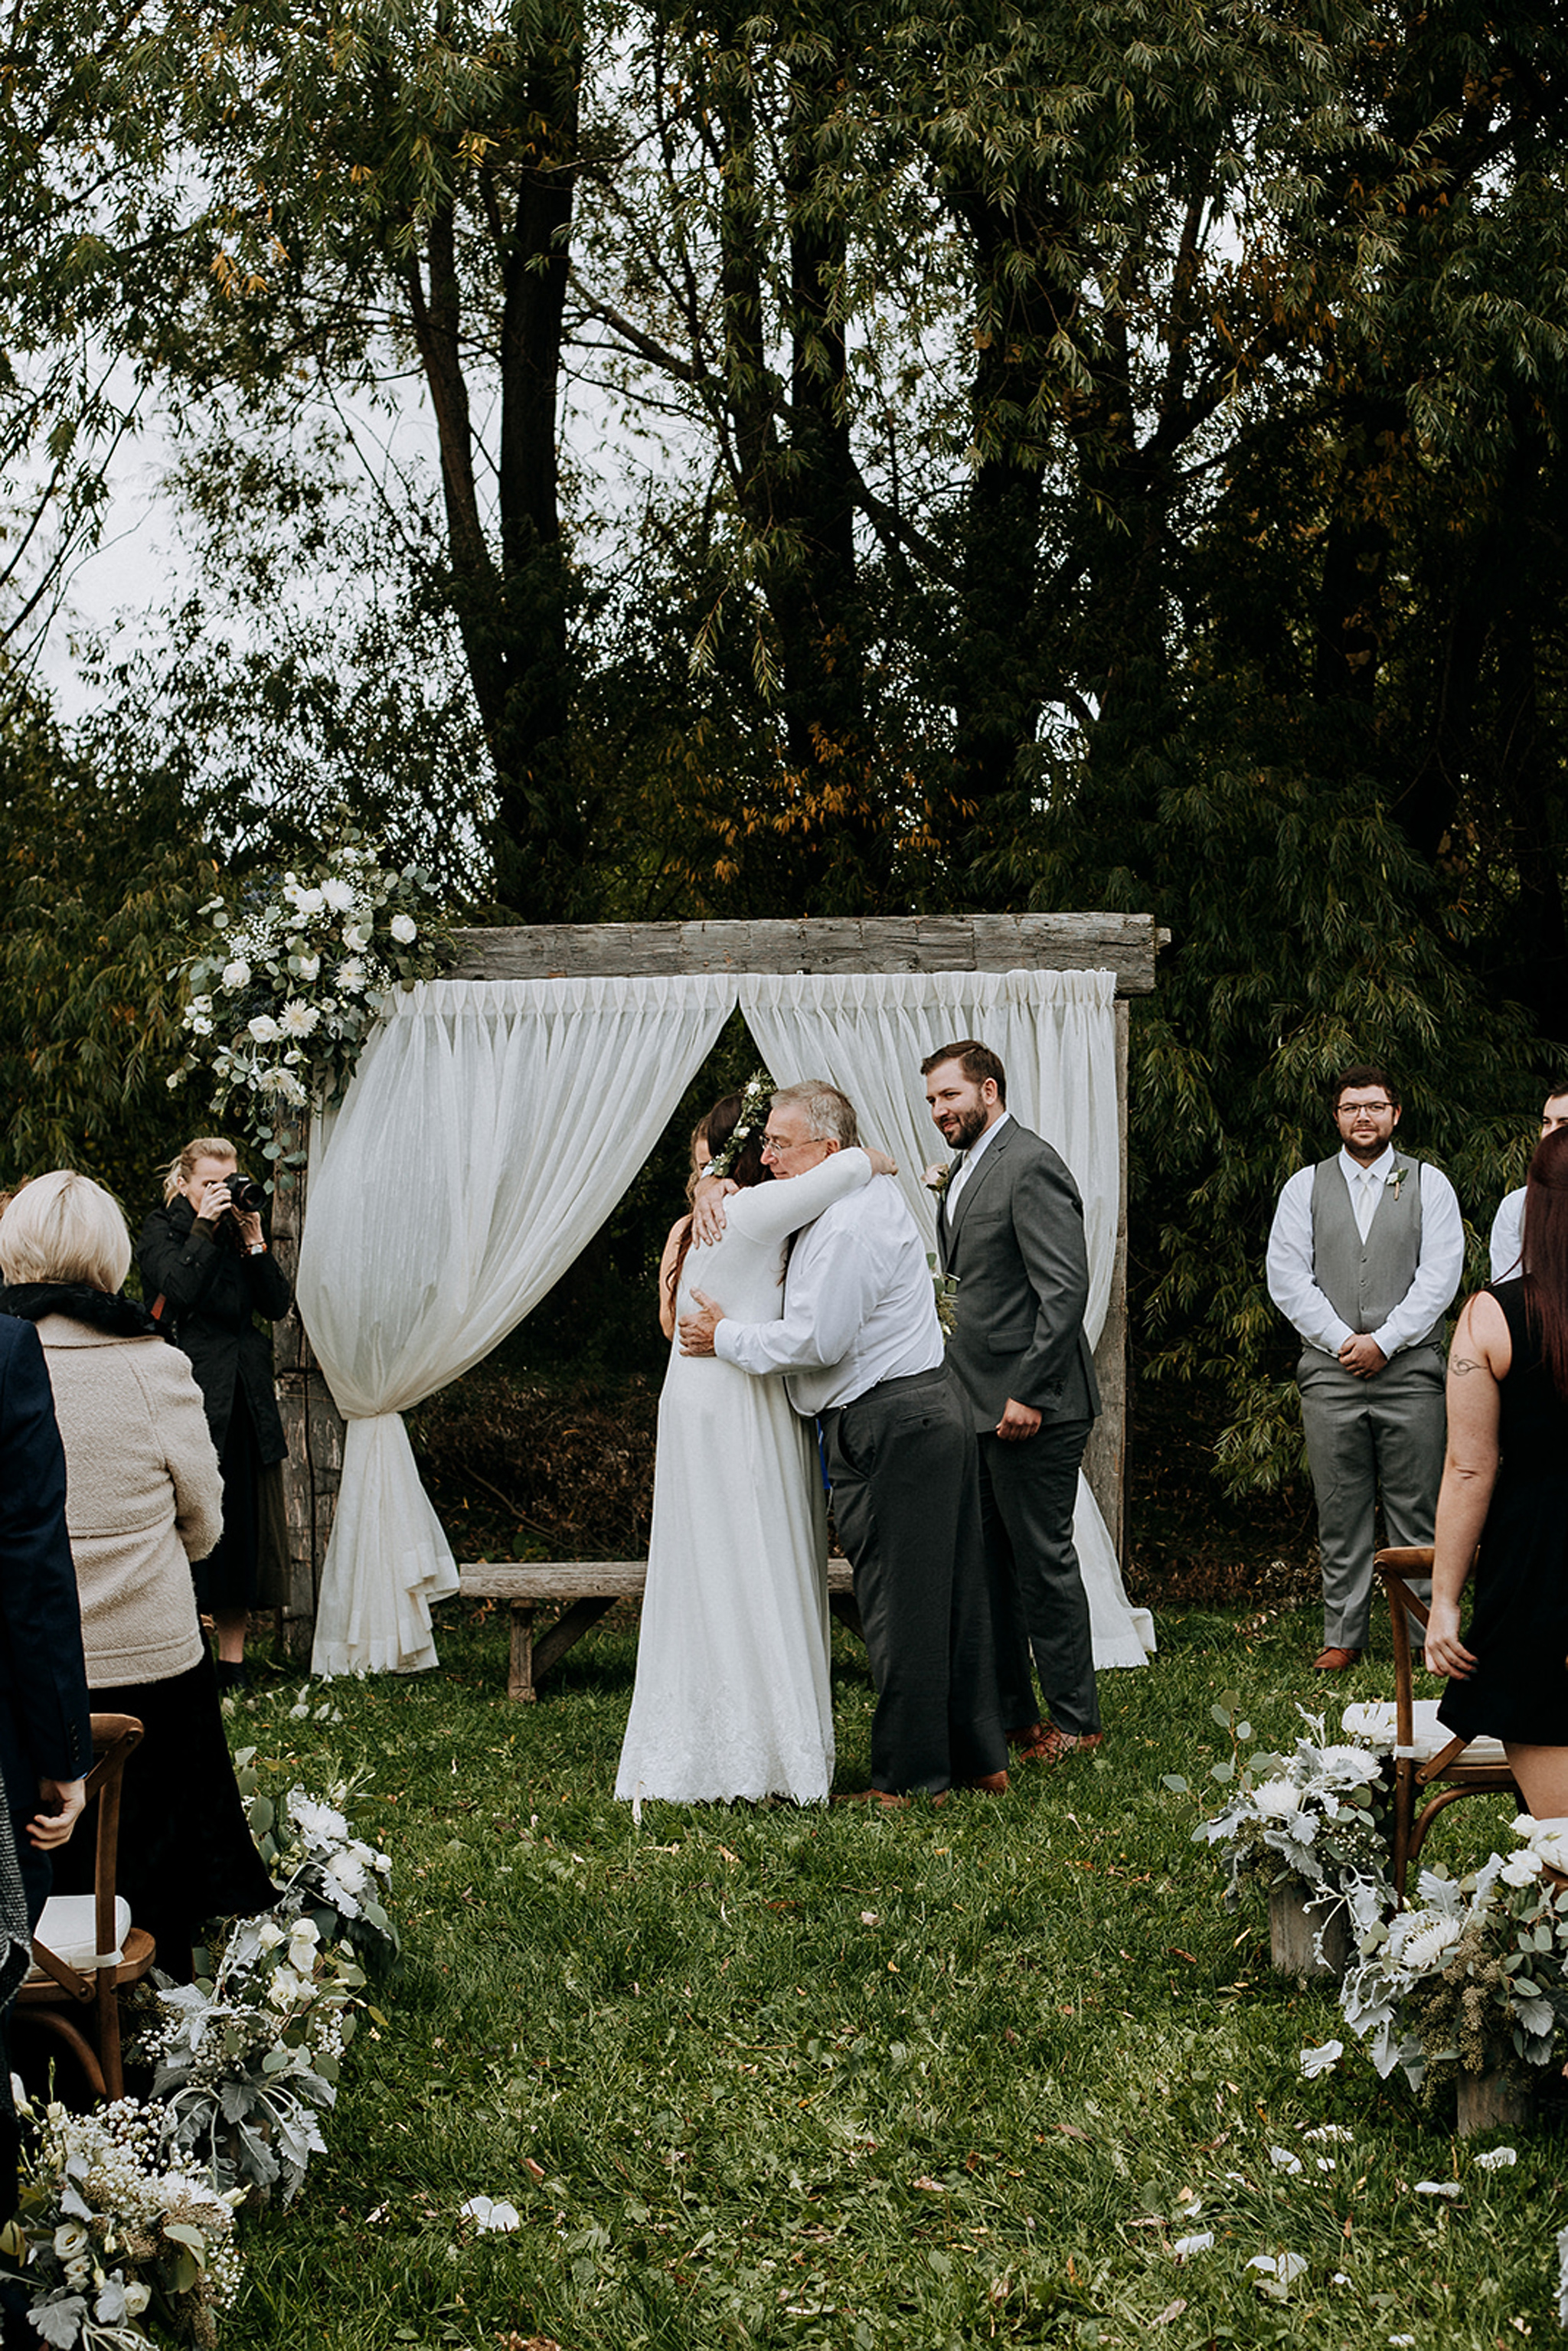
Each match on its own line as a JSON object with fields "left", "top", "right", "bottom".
{"left": 298, "top": 975, "right": 738, "bottom": 1675}
{"left": 738, "top": 968, "right": 1154, "bottom": 1666}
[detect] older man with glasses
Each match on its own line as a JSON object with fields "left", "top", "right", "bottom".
{"left": 1266, "top": 1063, "right": 1464, "bottom": 1670}
{"left": 681, "top": 1080, "right": 1008, "bottom": 1805}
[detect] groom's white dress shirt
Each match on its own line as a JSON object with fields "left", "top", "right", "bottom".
{"left": 1266, "top": 1141, "right": 1463, "bottom": 1359}
{"left": 714, "top": 1175, "right": 942, "bottom": 1413}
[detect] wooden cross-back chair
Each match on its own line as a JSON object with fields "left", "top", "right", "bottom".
{"left": 1374, "top": 1548, "right": 1521, "bottom": 1902}
{"left": 15, "top": 1713, "right": 155, "bottom": 2100}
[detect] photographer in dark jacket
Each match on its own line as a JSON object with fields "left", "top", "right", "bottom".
{"left": 137, "top": 1137, "right": 291, "bottom": 1689}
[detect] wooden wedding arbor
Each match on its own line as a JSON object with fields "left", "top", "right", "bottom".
{"left": 267, "top": 910, "right": 1160, "bottom": 1660}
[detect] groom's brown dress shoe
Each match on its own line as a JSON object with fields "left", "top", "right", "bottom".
{"left": 1008, "top": 1722, "right": 1047, "bottom": 1750}
{"left": 831, "top": 1788, "right": 910, "bottom": 1809}
{"left": 1312, "top": 1647, "right": 1361, "bottom": 1671}
{"left": 962, "top": 1769, "right": 1008, "bottom": 1793}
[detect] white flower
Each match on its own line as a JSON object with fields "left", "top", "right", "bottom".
{"left": 1172, "top": 2232, "right": 1214, "bottom": 2258}
{"left": 1300, "top": 2039, "right": 1343, "bottom": 2078}
{"left": 327, "top": 1849, "right": 368, "bottom": 1895}
{"left": 256, "top": 1918, "right": 287, "bottom": 1949}
{"left": 1524, "top": 1817, "right": 1568, "bottom": 1874}
{"left": 279, "top": 998, "right": 320, "bottom": 1039}
{"left": 1269, "top": 2146, "right": 1302, "bottom": 2174}
{"left": 268, "top": 1965, "right": 303, "bottom": 2007}
{"left": 292, "top": 885, "right": 327, "bottom": 916}
{"left": 296, "top": 952, "right": 321, "bottom": 981}
{"left": 390, "top": 912, "right": 417, "bottom": 944}
{"left": 54, "top": 2221, "right": 89, "bottom": 2257}
{"left": 247, "top": 1013, "right": 283, "bottom": 1043}
{"left": 188, "top": 994, "right": 213, "bottom": 1014}
{"left": 1253, "top": 1780, "right": 1302, "bottom": 1819}
{"left": 1413, "top": 2180, "right": 1462, "bottom": 2198}
{"left": 258, "top": 1067, "right": 309, "bottom": 1105}
{"left": 1473, "top": 2147, "right": 1516, "bottom": 2170}
{"left": 337, "top": 958, "right": 368, "bottom": 994}
{"left": 291, "top": 1794, "right": 350, "bottom": 1843}
{"left": 222, "top": 958, "right": 251, "bottom": 991}
{"left": 1499, "top": 1850, "right": 1540, "bottom": 1888}
{"left": 459, "top": 2194, "right": 521, "bottom": 2232}
{"left": 122, "top": 2283, "right": 151, "bottom": 2317}
{"left": 188, "top": 1014, "right": 213, "bottom": 1037}
{"left": 321, "top": 878, "right": 356, "bottom": 913}
{"left": 1246, "top": 2251, "right": 1308, "bottom": 2284}
{"left": 342, "top": 921, "right": 371, "bottom": 951}
{"left": 1390, "top": 1910, "right": 1463, "bottom": 1974}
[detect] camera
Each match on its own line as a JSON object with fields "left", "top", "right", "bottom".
{"left": 225, "top": 1173, "right": 267, "bottom": 1215}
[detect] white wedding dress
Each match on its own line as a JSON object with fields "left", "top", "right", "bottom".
{"left": 615, "top": 1148, "right": 874, "bottom": 1806}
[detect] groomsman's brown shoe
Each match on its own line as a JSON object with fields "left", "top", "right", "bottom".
{"left": 1312, "top": 1647, "right": 1361, "bottom": 1671}
{"left": 1018, "top": 1728, "right": 1102, "bottom": 1765}
{"left": 961, "top": 1769, "right": 1009, "bottom": 1794}
{"left": 831, "top": 1788, "right": 910, "bottom": 1810}
{"left": 1008, "top": 1722, "right": 1047, "bottom": 1751}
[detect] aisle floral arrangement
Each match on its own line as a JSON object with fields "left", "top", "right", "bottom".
{"left": 1187, "top": 1706, "right": 1393, "bottom": 1911}
{"left": 0, "top": 1755, "right": 399, "bottom": 2347}
{"left": 168, "top": 828, "right": 458, "bottom": 1151}
{"left": 1338, "top": 1819, "right": 1568, "bottom": 2095}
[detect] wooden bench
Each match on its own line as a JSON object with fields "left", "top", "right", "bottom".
{"left": 458, "top": 1559, "right": 862, "bottom": 1701}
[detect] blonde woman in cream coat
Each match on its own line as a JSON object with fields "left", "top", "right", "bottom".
{"left": 0, "top": 1172, "right": 276, "bottom": 1979}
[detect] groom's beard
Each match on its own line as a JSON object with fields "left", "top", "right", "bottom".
{"left": 940, "top": 1103, "right": 990, "bottom": 1153}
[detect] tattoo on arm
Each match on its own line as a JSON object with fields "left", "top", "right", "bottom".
{"left": 1449, "top": 1355, "right": 1483, "bottom": 1376}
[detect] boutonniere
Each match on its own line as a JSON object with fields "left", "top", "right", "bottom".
{"left": 923, "top": 1162, "right": 952, "bottom": 1199}
{"left": 1386, "top": 1166, "right": 1406, "bottom": 1202}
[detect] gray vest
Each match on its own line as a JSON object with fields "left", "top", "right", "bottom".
{"left": 1308, "top": 1152, "right": 1437, "bottom": 1346}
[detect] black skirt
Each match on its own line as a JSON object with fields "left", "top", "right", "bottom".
{"left": 54, "top": 1651, "right": 277, "bottom": 1964}
{"left": 192, "top": 1388, "right": 262, "bottom": 1618}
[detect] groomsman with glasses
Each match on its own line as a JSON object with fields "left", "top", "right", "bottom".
{"left": 1266, "top": 1064, "right": 1464, "bottom": 1671}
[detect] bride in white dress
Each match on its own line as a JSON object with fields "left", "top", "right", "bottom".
{"left": 616, "top": 1090, "right": 879, "bottom": 1806}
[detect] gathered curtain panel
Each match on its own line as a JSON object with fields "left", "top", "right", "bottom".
{"left": 296, "top": 962, "right": 1149, "bottom": 1677}
{"left": 296, "top": 975, "right": 739, "bottom": 1674}
{"left": 739, "top": 968, "right": 1153, "bottom": 1669}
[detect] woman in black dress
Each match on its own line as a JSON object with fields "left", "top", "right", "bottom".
{"left": 137, "top": 1138, "right": 292, "bottom": 1690}
{"left": 1429, "top": 1125, "right": 1568, "bottom": 1816}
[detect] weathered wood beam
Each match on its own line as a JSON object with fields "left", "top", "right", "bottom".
{"left": 449, "top": 912, "right": 1158, "bottom": 996}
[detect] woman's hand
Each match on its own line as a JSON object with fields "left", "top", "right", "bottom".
{"left": 237, "top": 1210, "right": 265, "bottom": 1249}
{"left": 1424, "top": 1597, "right": 1478, "bottom": 1680}
{"left": 866, "top": 1148, "right": 899, "bottom": 1179}
{"left": 194, "top": 1177, "right": 233, "bottom": 1228}
{"left": 28, "top": 1776, "right": 86, "bottom": 1849}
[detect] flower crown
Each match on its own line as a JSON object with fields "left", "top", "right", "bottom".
{"left": 702, "top": 1071, "right": 776, "bottom": 1180}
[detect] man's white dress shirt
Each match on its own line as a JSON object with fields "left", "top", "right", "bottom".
{"left": 1265, "top": 1143, "right": 1465, "bottom": 1360}
{"left": 1489, "top": 1187, "right": 1524, "bottom": 1282}
{"left": 714, "top": 1174, "right": 942, "bottom": 1413}
{"left": 942, "top": 1108, "right": 1010, "bottom": 1220}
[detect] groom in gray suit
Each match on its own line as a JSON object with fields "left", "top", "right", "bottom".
{"left": 923, "top": 1040, "right": 1102, "bottom": 1762}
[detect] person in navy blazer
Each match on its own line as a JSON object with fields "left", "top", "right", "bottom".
{"left": 923, "top": 1040, "right": 1102, "bottom": 1762}
{"left": 0, "top": 1312, "right": 93, "bottom": 1925}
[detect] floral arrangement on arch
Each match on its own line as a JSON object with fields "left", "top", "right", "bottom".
{"left": 1338, "top": 1820, "right": 1568, "bottom": 2097}
{"left": 168, "top": 828, "right": 458, "bottom": 1147}
{"left": 1185, "top": 1704, "right": 1393, "bottom": 1909}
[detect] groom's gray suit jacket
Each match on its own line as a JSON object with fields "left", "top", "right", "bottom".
{"left": 938, "top": 1116, "right": 1099, "bottom": 1429}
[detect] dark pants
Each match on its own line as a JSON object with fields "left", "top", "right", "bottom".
{"left": 980, "top": 1415, "right": 1100, "bottom": 1739}
{"left": 822, "top": 1367, "right": 1007, "bottom": 1794}
{"left": 0, "top": 1711, "right": 51, "bottom": 1931}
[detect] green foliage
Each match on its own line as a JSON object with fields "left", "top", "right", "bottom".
{"left": 214, "top": 1611, "right": 1557, "bottom": 2348}
{"left": 0, "top": 691, "right": 217, "bottom": 1203}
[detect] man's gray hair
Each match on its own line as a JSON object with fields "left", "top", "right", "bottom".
{"left": 771, "top": 1080, "right": 859, "bottom": 1148}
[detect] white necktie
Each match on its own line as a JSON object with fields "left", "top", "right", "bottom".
{"left": 1354, "top": 1167, "right": 1380, "bottom": 1242}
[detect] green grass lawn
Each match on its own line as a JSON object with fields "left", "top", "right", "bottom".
{"left": 229, "top": 1602, "right": 1562, "bottom": 2350}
